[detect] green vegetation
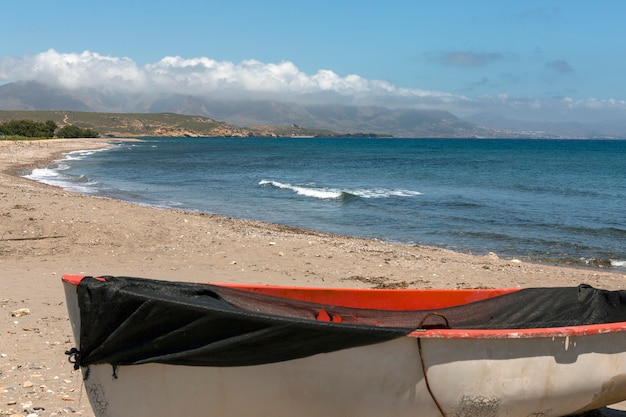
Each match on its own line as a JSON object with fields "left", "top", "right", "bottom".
{"left": 56, "top": 125, "right": 99, "bottom": 138}
{"left": 0, "top": 110, "right": 231, "bottom": 137}
{"left": 0, "top": 119, "right": 57, "bottom": 138}
{"left": 0, "top": 110, "right": 363, "bottom": 138}
{"left": 0, "top": 116, "right": 100, "bottom": 139}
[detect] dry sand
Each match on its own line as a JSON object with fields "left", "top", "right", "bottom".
{"left": 1, "top": 139, "right": 625, "bottom": 416}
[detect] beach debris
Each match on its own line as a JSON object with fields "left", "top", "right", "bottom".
{"left": 11, "top": 308, "right": 30, "bottom": 317}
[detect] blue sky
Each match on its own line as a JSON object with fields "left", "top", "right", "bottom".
{"left": 1, "top": 0, "right": 625, "bottom": 122}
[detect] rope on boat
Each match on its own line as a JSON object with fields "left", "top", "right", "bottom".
{"left": 417, "top": 312, "right": 450, "bottom": 417}
{"left": 65, "top": 347, "right": 81, "bottom": 370}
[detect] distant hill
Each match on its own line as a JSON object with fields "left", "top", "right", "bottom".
{"left": 3, "top": 80, "right": 622, "bottom": 138}
{"left": 0, "top": 81, "right": 91, "bottom": 111}
{"left": 147, "top": 95, "right": 501, "bottom": 138}
{"left": 0, "top": 110, "right": 339, "bottom": 138}
{"left": 464, "top": 113, "right": 626, "bottom": 139}
{"left": 0, "top": 81, "right": 509, "bottom": 138}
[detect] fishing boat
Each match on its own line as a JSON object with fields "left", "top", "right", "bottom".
{"left": 62, "top": 274, "right": 626, "bottom": 417}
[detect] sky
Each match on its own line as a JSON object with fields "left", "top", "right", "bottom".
{"left": 1, "top": 0, "right": 625, "bottom": 123}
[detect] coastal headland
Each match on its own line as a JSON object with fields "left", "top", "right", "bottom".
{"left": 1, "top": 139, "right": 625, "bottom": 416}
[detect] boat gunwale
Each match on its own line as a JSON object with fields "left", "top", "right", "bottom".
{"left": 61, "top": 275, "right": 626, "bottom": 339}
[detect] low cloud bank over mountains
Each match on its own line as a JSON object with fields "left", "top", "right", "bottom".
{"left": 1, "top": 50, "right": 625, "bottom": 138}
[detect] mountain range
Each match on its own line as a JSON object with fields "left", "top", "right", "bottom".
{"left": 1, "top": 80, "right": 624, "bottom": 138}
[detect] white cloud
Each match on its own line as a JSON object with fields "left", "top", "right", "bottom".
{"left": 1, "top": 49, "right": 625, "bottom": 123}
{"left": 0, "top": 49, "right": 145, "bottom": 91}
{"left": 464, "top": 94, "right": 626, "bottom": 122}
{"left": 0, "top": 49, "right": 456, "bottom": 103}
{"left": 146, "top": 57, "right": 322, "bottom": 93}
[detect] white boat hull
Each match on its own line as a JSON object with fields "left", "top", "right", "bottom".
{"left": 64, "top": 281, "right": 626, "bottom": 417}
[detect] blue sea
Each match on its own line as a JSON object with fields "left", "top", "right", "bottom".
{"left": 26, "top": 137, "right": 626, "bottom": 271}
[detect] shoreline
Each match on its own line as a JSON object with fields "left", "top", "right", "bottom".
{"left": 14, "top": 138, "right": 625, "bottom": 275}
{"left": 3, "top": 138, "right": 625, "bottom": 288}
{"left": 2, "top": 138, "right": 626, "bottom": 416}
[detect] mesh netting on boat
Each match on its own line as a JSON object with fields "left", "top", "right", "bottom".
{"left": 72, "top": 276, "right": 626, "bottom": 368}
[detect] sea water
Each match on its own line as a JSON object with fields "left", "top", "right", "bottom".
{"left": 25, "top": 137, "right": 626, "bottom": 271}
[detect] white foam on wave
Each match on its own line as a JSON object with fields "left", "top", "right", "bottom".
{"left": 612, "top": 260, "right": 626, "bottom": 268}
{"left": 23, "top": 149, "right": 104, "bottom": 194}
{"left": 25, "top": 167, "right": 64, "bottom": 183}
{"left": 25, "top": 167, "right": 98, "bottom": 194}
{"left": 64, "top": 147, "right": 111, "bottom": 161}
{"left": 259, "top": 180, "right": 342, "bottom": 199}
{"left": 351, "top": 188, "right": 422, "bottom": 198}
{"left": 259, "top": 180, "right": 421, "bottom": 200}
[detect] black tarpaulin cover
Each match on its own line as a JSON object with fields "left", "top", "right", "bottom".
{"left": 72, "top": 276, "right": 626, "bottom": 369}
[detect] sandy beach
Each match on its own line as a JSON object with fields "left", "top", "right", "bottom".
{"left": 1, "top": 139, "right": 625, "bottom": 416}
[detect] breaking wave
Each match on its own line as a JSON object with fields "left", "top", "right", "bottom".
{"left": 24, "top": 166, "right": 99, "bottom": 194}
{"left": 259, "top": 180, "right": 421, "bottom": 201}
